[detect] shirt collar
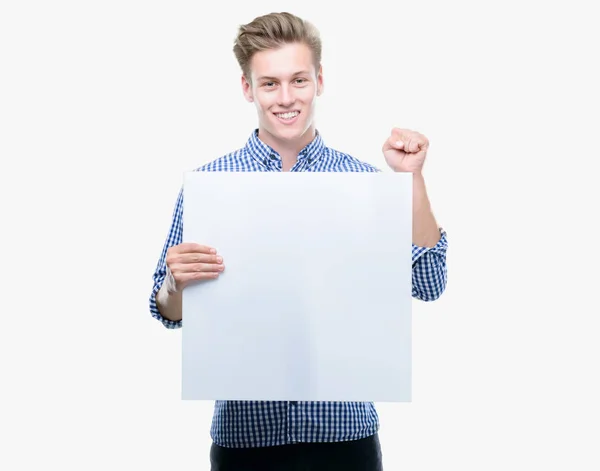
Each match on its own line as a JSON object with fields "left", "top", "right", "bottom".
{"left": 245, "top": 128, "right": 326, "bottom": 170}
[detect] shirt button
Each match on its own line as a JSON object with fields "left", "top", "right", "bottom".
{"left": 269, "top": 154, "right": 277, "bottom": 160}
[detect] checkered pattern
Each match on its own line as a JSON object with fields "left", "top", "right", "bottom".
{"left": 149, "top": 129, "right": 448, "bottom": 448}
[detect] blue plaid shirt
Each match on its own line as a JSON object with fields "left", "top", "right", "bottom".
{"left": 150, "top": 129, "right": 448, "bottom": 448}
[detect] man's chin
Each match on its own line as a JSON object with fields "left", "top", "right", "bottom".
{"left": 259, "top": 120, "right": 312, "bottom": 143}
{"left": 272, "top": 123, "right": 307, "bottom": 139}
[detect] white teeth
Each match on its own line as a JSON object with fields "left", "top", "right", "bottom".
{"left": 276, "top": 111, "right": 299, "bottom": 119}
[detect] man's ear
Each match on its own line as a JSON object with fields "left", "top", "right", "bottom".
{"left": 242, "top": 75, "right": 254, "bottom": 102}
{"left": 316, "top": 64, "right": 324, "bottom": 96}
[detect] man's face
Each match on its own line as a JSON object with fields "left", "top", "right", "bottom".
{"left": 242, "top": 42, "right": 323, "bottom": 144}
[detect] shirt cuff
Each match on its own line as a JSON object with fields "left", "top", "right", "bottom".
{"left": 412, "top": 227, "right": 448, "bottom": 265}
{"left": 149, "top": 276, "right": 183, "bottom": 329}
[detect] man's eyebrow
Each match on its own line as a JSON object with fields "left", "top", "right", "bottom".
{"left": 256, "top": 71, "right": 311, "bottom": 81}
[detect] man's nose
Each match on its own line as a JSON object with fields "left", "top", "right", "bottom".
{"left": 277, "top": 85, "right": 295, "bottom": 107}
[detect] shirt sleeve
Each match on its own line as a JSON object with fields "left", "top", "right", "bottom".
{"left": 149, "top": 187, "right": 184, "bottom": 329}
{"left": 411, "top": 227, "right": 448, "bottom": 301}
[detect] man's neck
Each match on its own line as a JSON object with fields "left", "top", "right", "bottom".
{"left": 258, "top": 127, "right": 315, "bottom": 171}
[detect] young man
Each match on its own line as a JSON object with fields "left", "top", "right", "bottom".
{"left": 150, "top": 12, "right": 448, "bottom": 471}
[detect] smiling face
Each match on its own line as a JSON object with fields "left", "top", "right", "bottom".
{"left": 242, "top": 42, "right": 323, "bottom": 151}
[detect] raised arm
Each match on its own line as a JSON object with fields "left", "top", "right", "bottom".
{"left": 382, "top": 127, "right": 448, "bottom": 301}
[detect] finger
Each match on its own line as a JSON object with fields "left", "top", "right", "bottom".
{"left": 386, "top": 135, "right": 405, "bottom": 151}
{"left": 397, "top": 133, "right": 427, "bottom": 153}
{"left": 171, "top": 262, "right": 225, "bottom": 274}
{"left": 392, "top": 128, "right": 429, "bottom": 148}
{"left": 169, "top": 252, "right": 223, "bottom": 265}
{"left": 391, "top": 127, "right": 415, "bottom": 142}
{"left": 172, "top": 242, "right": 217, "bottom": 254}
{"left": 408, "top": 139, "right": 420, "bottom": 153}
{"left": 414, "top": 136, "right": 429, "bottom": 152}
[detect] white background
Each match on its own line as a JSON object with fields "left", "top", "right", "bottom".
{"left": 1, "top": 0, "right": 598, "bottom": 470}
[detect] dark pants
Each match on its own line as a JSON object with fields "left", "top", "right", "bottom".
{"left": 210, "top": 433, "right": 383, "bottom": 471}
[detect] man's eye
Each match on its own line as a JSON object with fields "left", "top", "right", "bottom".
{"left": 295, "top": 79, "right": 306, "bottom": 84}
{"left": 264, "top": 82, "right": 275, "bottom": 87}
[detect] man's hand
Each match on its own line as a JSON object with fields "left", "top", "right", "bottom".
{"left": 166, "top": 243, "right": 225, "bottom": 292}
{"left": 382, "top": 127, "right": 430, "bottom": 173}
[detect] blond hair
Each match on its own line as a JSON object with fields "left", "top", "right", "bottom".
{"left": 233, "top": 12, "right": 322, "bottom": 81}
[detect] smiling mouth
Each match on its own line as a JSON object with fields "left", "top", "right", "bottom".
{"left": 273, "top": 111, "right": 300, "bottom": 121}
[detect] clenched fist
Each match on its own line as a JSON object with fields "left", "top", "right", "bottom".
{"left": 383, "top": 127, "right": 430, "bottom": 173}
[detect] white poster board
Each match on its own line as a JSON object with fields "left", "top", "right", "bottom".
{"left": 181, "top": 171, "right": 412, "bottom": 402}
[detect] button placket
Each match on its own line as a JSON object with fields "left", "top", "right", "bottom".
{"left": 268, "top": 153, "right": 282, "bottom": 171}
{"left": 305, "top": 154, "right": 315, "bottom": 170}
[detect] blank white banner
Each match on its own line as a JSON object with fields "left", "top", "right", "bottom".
{"left": 181, "top": 171, "right": 413, "bottom": 402}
